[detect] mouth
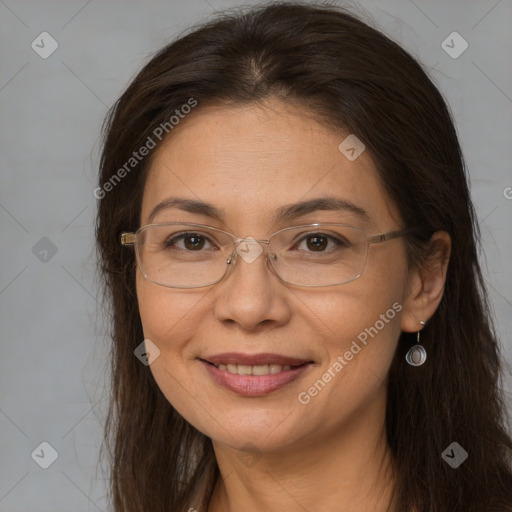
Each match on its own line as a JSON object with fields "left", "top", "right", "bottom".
{"left": 198, "top": 353, "right": 314, "bottom": 396}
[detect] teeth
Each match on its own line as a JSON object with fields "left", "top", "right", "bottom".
{"left": 238, "top": 364, "right": 252, "bottom": 375}
{"left": 271, "top": 364, "right": 284, "bottom": 374}
{"left": 215, "top": 363, "right": 294, "bottom": 375}
{"left": 252, "top": 364, "right": 270, "bottom": 376}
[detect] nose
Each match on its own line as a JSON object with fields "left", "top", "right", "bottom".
{"left": 212, "top": 241, "right": 292, "bottom": 331}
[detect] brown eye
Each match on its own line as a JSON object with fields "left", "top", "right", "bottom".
{"left": 306, "top": 235, "right": 328, "bottom": 251}
{"left": 293, "top": 232, "right": 348, "bottom": 253}
{"left": 183, "top": 234, "right": 205, "bottom": 250}
{"left": 164, "top": 233, "right": 213, "bottom": 251}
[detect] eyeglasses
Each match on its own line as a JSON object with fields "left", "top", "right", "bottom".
{"left": 120, "top": 222, "right": 419, "bottom": 288}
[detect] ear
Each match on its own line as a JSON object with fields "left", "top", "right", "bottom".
{"left": 400, "top": 231, "right": 451, "bottom": 333}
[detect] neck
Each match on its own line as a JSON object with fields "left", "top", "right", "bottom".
{"left": 206, "top": 389, "right": 397, "bottom": 512}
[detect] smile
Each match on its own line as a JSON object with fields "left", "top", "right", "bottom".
{"left": 199, "top": 355, "right": 314, "bottom": 396}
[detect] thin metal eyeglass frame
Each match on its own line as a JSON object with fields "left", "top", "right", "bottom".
{"left": 120, "top": 222, "right": 421, "bottom": 288}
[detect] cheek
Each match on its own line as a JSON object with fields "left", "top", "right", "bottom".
{"left": 309, "top": 242, "right": 407, "bottom": 353}
{"left": 301, "top": 250, "right": 407, "bottom": 406}
{"left": 135, "top": 271, "right": 212, "bottom": 424}
{"left": 136, "top": 270, "right": 203, "bottom": 346}
{"left": 295, "top": 293, "right": 402, "bottom": 429}
{"left": 317, "top": 289, "right": 403, "bottom": 372}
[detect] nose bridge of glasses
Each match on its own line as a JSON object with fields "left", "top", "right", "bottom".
{"left": 233, "top": 236, "right": 270, "bottom": 245}
{"left": 225, "top": 236, "right": 274, "bottom": 270}
{"left": 228, "top": 236, "right": 271, "bottom": 261}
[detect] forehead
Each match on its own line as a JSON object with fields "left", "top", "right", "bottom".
{"left": 141, "top": 100, "right": 399, "bottom": 231}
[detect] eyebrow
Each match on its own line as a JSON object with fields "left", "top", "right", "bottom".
{"left": 146, "top": 196, "right": 373, "bottom": 226}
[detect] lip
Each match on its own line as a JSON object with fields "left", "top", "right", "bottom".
{"left": 199, "top": 357, "right": 313, "bottom": 397}
{"left": 202, "top": 352, "right": 312, "bottom": 366}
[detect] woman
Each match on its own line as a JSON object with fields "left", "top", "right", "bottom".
{"left": 95, "top": 2, "right": 512, "bottom": 511}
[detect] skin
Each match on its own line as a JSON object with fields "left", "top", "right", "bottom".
{"left": 136, "top": 98, "right": 451, "bottom": 512}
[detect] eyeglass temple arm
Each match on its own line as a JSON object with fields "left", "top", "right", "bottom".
{"left": 367, "top": 226, "right": 423, "bottom": 244}
{"left": 120, "top": 233, "right": 136, "bottom": 245}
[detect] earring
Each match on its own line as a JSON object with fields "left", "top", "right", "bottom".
{"left": 405, "top": 320, "right": 427, "bottom": 366}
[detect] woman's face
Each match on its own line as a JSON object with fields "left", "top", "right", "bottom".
{"left": 136, "top": 99, "right": 413, "bottom": 452}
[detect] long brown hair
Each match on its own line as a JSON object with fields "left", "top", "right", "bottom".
{"left": 95, "top": 2, "right": 512, "bottom": 510}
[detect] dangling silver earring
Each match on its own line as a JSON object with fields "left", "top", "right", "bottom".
{"left": 405, "top": 320, "right": 427, "bottom": 366}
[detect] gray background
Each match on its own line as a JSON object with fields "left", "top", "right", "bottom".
{"left": 1, "top": 0, "right": 511, "bottom": 510}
